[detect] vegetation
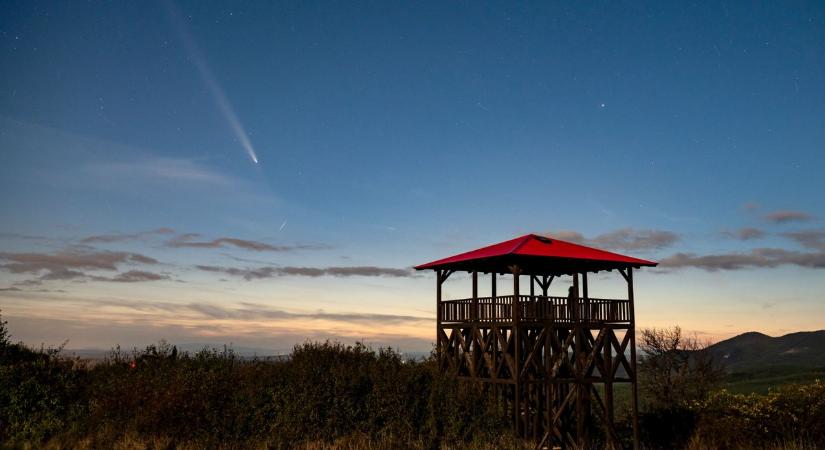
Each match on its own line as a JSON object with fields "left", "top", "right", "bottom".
{"left": 1, "top": 314, "right": 823, "bottom": 449}
{"left": 638, "top": 326, "right": 725, "bottom": 410}
{"left": 637, "top": 326, "right": 824, "bottom": 450}
{"left": 0, "top": 311, "right": 513, "bottom": 448}
{"left": 724, "top": 366, "right": 825, "bottom": 395}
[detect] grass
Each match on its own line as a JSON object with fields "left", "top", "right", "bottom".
{"left": 724, "top": 366, "right": 825, "bottom": 395}
{"left": 596, "top": 366, "right": 825, "bottom": 408}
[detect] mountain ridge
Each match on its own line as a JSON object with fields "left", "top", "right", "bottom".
{"left": 708, "top": 329, "right": 825, "bottom": 372}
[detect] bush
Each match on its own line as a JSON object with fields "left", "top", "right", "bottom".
{"left": 690, "top": 380, "right": 825, "bottom": 449}
{"left": 0, "top": 310, "right": 87, "bottom": 444}
{"left": 0, "top": 339, "right": 512, "bottom": 448}
{"left": 2, "top": 309, "right": 822, "bottom": 449}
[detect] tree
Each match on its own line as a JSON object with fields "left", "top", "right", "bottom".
{"left": 638, "top": 326, "right": 724, "bottom": 409}
{"left": 0, "top": 309, "right": 9, "bottom": 349}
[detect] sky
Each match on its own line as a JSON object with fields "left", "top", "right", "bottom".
{"left": 1, "top": 1, "right": 823, "bottom": 353}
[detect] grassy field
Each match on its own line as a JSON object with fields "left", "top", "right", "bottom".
{"left": 724, "top": 366, "right": 825, "bottom": 395}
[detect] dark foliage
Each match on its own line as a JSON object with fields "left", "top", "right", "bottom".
{"left": 638, "top": 326, "right": 725, "bottom": 410}
{"left": 1, "top": 313, "right": 823, "bottom": 449}
{"left": 0, "top": 322, "right": 509, "bottom": 448}
{"left": 691, "top": 381, "right": 825, "bottom": 449}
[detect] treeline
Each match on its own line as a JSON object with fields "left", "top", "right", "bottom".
{"left": 1, "top": 313, "right": 824, "bottom": 449}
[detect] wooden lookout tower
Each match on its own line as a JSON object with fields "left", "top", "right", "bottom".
{"left": 415, "top": 234, "right": 657, "bottom": 449}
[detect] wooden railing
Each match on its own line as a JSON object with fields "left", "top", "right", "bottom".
{"left": 440, "top": 295, "right": 630, "bottom": 324}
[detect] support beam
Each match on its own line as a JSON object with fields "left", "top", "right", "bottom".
{"left": 428, "top": 263, "right": 642, "bottom": 448}
{"left": 511, "top": 265, "right": 522, "bottom": 435}
{"left": 604, "top": 328, "right": 615, "bottom": 447}
{"left": 582, "top": 272, "right": 589, "bottom": 322}
{"left": 572, "top": 273, "right": 580, "bottom": 322}
{"left": 627, "top": 267, "right": 640, "bottom": 450}
{"left": 436, "top": 270, "right": 443, "bottom": 357}
{"left": 541, "top": 275, "right": 554, "bottom": 295}
{"left": 491, "top": 272, "right": 497, "bottom": 325}
{"left": 472, "top": 271, "right": 478, "bottom": 321}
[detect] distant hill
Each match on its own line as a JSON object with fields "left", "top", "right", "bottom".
{"left": 708, "top": 330, "right": 825, "bottom": 372}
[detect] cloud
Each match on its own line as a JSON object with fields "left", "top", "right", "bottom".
{"left": 0, "top": 249, "right": 158, "bottom": 274}
{"left": 0, "top": 249, "right": 161, "bottom": 283}
{"left": 6, "top": 315, "right": 433, "bottom": 352}
{"left": 167, "top": 234, "right": 329, "bottom": 252}
{"left": 741, "top": 202, "right": 761, "bottom": 211}
{"left": 548, "top": 228, "right": 679, "bottom": 251}
{"left": 81, "top": 228, "right": 175, "bottom": 244}
{"left": 721, "top": 227, "right": 766, "bottom": 241}
{"left": 196, "top": 265, "right": 278, "bottom": 280}
{"left": 0, "top": 287, "right": 66, "bottom": 293}
{"left": 659, "top": 248, "right": 825, "bottom": 271}
{"left": 81, "top": 298, "right": 430, "bottom": 324}
{"left": 87, "top": 158, "right": 234, "bottom": 187}
{"left": 0, "top": 233, "right": 53, "bottom": 242}
{"left": 764, "top": 210, "right": 812, "bottom": 224}
{"left": 181, "top": 301, "right": 431, "bottom": 324}
{"left": 549, "top": 231, "right": 586, "bottom": 243}
{"left": 782, "top": 229, "right": 825, "bottom": 251}
{"left": 98, "top": 270, "right": 170, "bottom": 283}
{"left": 196, "top": 264, "right": 414, "bottom": 280}
{"left": 41, "top": 269, "right": 88, "bottom": 281}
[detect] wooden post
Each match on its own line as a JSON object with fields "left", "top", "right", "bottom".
{"left": 491, "top": 273, "right": 497, "bottom": 318}
{"left": 472, "top": 271, "right": 478, "bottom": 321}
{"left": 572, "top": 273, "right": 580, "bottom": 321}
{"left": 530, "top": 275, "right": 535, "bottom": 298}
{"left": 511, "top": 265, "right": 522, "bottom": 436}
{"left": 627, "top": 267, "right": 640, "bottom": 450}
{"left": 491, "top": 271, "right": 498, "bottom": 408}
{"left": 435, "top": 270, "right": 443, "bottom": 356}
{"left": 572, "top": 272, "right": 585, "bottom": 447}
{"left": 604, "top": 326, "right": 615, "bottom": 447}
{"left": 540, "top": 275, "right": 551, "bottom": 320}
{"left": 582, "top": 272, "right": 589, "bottom": 322}
{"left": 541, "top": 274, "right": 552, "bottom": 440}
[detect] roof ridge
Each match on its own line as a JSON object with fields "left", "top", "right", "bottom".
{"left": 414, "top": 234, "right": 657, "bottom": 271}
{"left": 509, "top": 234, "right": 535, "bottom": 254}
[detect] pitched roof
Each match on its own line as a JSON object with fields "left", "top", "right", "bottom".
{"left": 414, "top": 234, "right": 657, "bottom": 274}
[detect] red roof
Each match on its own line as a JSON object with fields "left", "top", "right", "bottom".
{"left": 415, "top": 234, "right": 657, "bottom": 274}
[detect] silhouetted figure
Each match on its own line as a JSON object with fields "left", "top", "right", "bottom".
{"left": 567, "top": 285, "right": 577, "bottom": 321}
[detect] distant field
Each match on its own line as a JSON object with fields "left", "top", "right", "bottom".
{"left": 723, "top": 366, "right": 825, "bottom": 395}
{"left": 594, "top": 366, "right": 825, "bottom": 412}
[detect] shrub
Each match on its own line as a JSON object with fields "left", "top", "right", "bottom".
{"left": 690, "top": 380, "right": 825, "bottom": 449}
{"left": 0, "top": 339, "right": 512, "bottom": 448}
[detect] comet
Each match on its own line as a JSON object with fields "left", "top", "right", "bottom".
{"left": 165, "top": 2, "right": 260, "bottom": 165}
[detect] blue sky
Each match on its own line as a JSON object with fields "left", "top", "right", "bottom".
{"left": 1, "top": 1, "right": 823, "bottom": 352}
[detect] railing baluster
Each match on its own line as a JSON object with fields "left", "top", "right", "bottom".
{"left": 438, "top": 296, "right": 631, "bottom": 324}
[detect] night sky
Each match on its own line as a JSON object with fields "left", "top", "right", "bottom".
{"left": 1, "top": 1, "right": 823, "bottom": 352}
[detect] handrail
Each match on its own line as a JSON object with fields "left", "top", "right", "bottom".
{"left": 440, "top": 295, "right": 630, "bottom": 323}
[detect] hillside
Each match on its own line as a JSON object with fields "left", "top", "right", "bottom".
{"left": 708, "top": 330, "right": 825, "bottom": 372}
